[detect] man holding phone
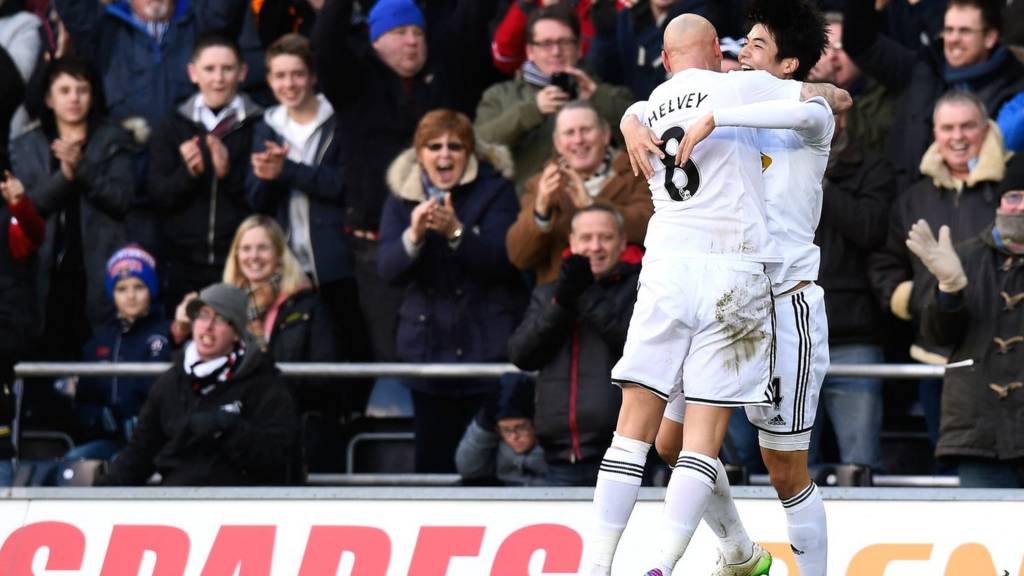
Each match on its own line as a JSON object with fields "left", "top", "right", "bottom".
{"left": 475, "top": 5, "right": 633, "bottom": 193}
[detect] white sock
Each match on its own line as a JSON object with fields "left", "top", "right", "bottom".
{"left": 702, "top": 459, "right": 755, "bottom": 564}
{"left": 651, "top": 451, "right": 718, "bottom": 575}
{"left": 782, "top": 482, "right": 827, "bottom": 576}
{"left": 589, "top": 433, "right": 650, "bottom": 575}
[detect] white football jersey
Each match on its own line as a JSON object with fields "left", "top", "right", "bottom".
{"left": 757, "top": 97, "right": 835, "bottom": 291}
{"left": 637, "top": 69, "right": 801, "bottom": 265}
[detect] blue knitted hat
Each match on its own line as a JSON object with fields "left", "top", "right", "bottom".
{"left": 368, "top": 0, "right": 425, "bottom": 42}
{"left": 106, "top": 245, "right": 159, "bottom": 300}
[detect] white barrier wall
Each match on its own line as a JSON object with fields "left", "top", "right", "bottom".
{"left": 1, "top": 488, "right": 1022, "bottom": 575}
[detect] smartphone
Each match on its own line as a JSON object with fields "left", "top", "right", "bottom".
{"left": 550, "top": 72, "right": 579, "bottom": 100}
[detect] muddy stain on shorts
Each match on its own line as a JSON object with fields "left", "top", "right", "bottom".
{"left": 714, "top": 280, "right": 770, "bottom": 373}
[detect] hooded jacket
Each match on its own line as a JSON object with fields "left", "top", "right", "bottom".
{"left": 246, "top": 96, "right": 353, "bottom": 286}
{"left": 507, "top": 245, "right": 642, "bottom": 464}
{"left": 377, "top": 142, "right": 526, "bottom": 396}
{"left": 148, "top": 93, "right": 262, "bottom": 268}
{"left": 12, "top": 120, "right": 133, "bottom": 327}
{"left": 507, "top": 150, "right": 652, "bottom": 285}
{"left": 96, "top": 342, "right": 298, "bottom": 486}
{"left": 868, "top": 121, "right": 1019, "bottom": 363}
{"left": 54, "top": 0, "right": 246, "bottom": 129}
{"left": 922, "top": 226, "right": 1024, "bottom": 461}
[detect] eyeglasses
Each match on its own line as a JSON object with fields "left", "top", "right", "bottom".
{"left": 498, "top": 422, "right": 533, "bottom": 437}
{"left": 194, "top": 309, "right": 230, "bottom": 327}
{"left": 942, "top": 26, "right": 985, "bottom": 38}
{"left": 424, "top": 142, "right": 465, "bottom": 152}
{"left": 1003, "top": 190, "right": 1024, "bottom": 206}
{"left": 529, "top": 38, "right": 577, "bottom": 51}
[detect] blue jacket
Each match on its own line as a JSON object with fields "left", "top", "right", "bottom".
{"left": 77, "top": 312, "right": 172, "bottom": 442}
{"left": 378, "top": 143, "right": 525, "bottom": 396}
{"left": 246, "top": 99, "right": 353, "bottom": 285}
{"left": 55, "top": 0, "right": 246, "bottom": 129}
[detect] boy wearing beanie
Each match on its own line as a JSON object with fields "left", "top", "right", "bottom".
{"left": 69, "top": 246, "right": 171, "bottom": 461}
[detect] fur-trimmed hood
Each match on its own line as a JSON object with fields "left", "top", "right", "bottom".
{"left": 919, "top": 120, "right": 1014, "bottom": 189}
{"left": 385, "top": 140, "right": 514, "bottom": 203}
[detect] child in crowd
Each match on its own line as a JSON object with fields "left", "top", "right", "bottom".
{"left": 68, "top": 246, "right": 171, "bottom": 461}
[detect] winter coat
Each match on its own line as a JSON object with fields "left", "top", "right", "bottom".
{"left": 474, "top": 72, "right": 634, "bottom": 192}
{"left": 507, "top": 247, "right": 641, "bottom": 464}
{"left": 816, "top": 137, "right": 894, "bottom": 344}
{"left": 455, "top": 419, "right": 547, "bottom": 486}
{"left": 77, "top": 313, "right": 172, "bottom": 442}
{"left": 506, "top": 150, "right": 652, "bottom": 284}
{"left": 842, "top": 0, "right": 1024, "bottom": 190}
{"left": 0, "top": 7, "right": 39, "bottom": 146}
{"left": 921, "top": 227, "right": 1024, "bottom": 461}
{"left": 148, "top": 94, "right": 261, "bottom": 268}
{"left": 868, "top": 123, "right": 1018, "bottom": 363}
{"left": 96, "top": 344, "right": 298, "bottom": 486}
{"left": 263, "top": 287, "right": 344, "bottom": 411}
{"left": 311, "top": 0, "right": 493, "bottom": 232}
{"left": 12, "top": 120, "right": 133, "bottom": 327}
{"left": 377, "top": 143, "right": 526, "bottom": 396}
{"left": 54, "top": 0, "right": 246, "bottom": 129}
{"left": 246, "top": 100, "right": 353, "bottom": 285}
{"left": 588, "top": 0, "right": 706, "bottom": 100}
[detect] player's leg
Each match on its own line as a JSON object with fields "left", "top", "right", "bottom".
{"left": 589, "top": 259, "right": 687, "bottom": 575}
{"left": 589, "top": 386, "right": 665, "bottom": 576}
{"left": 747, "top": 285, "right": 830, "bottom": 576}
{"left": 645, "top": 261, "right": 775, "bottom": 576}
{"left": 657, "top": 400, "right": 763, "bottom": 573}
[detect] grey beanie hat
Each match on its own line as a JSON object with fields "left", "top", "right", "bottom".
{"left": 186, "top": 283, "right": 249, "bottom": 335}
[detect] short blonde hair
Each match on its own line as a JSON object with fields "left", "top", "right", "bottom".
{"left": 223, "top": 215, "right": 307, "bottom": 295}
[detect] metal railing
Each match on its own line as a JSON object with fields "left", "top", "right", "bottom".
{"left": 14, "top": 362, "right": 949, "bottom": 379}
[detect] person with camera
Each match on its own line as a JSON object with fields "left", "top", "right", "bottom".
{"left": 508, "top": 204, "right": 642, "bottom": 485}
{"left": 475, "top": 4, "right": 633, "bottom": 193}
{"left": 506, "top": 100, "right": 651, "bottom": 284}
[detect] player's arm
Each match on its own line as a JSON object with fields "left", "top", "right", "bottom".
{"left": 619, "top": 101, "right": 663, "bottom": 179}
{"left": 674, "top": 98, "right": 833, "bottom": 166}
{"left": 800, "top": 82, "right": 852, "bottom": 113}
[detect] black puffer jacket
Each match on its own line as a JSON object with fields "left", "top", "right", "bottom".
{"left": 12, "top": 120, "right": 133, "bottom": 327}
{"left": 921, "top": 227, "right": 1024, "bottom": 461}
{"left": 507, "top": 247, "right": 641, "bottom": 464}
{"left": 868, "top": 125, "right": 1019, "bottom": 362}
{"left": 97, "top": 343, "right": 298, "bottom": 486}
{"left": 816, "top": 137, "right": 894, "bottom": 344}
{"left": 147, "top": 94, "right": 261, "bottom": 268}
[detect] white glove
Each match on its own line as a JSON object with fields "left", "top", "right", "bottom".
{"left": 905, "top": 219, "right": 967, "bottom": 293}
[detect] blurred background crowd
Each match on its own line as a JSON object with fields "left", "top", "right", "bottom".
{"left": 0, "top": 0, "right": 1022, "bottom": 488}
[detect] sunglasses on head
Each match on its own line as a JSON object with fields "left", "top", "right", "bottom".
{"left": 425, "top": 142, "right": 465, "bottom": 152}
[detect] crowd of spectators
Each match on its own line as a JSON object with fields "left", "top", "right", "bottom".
{"left": 0, "top": 0, "right": 1023, "bottom": 488}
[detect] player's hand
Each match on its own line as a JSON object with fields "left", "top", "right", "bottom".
{"left": 563, "top": 66, "right": 597, "bottom": 100}
{"left": 179, "top": 137, "right": 205, "bottom": 177}
{"left": 905, "top": 220, "right": 967, "bottom": 293}
{"left": 536, "top": 85, "right": 569, "bottom": 115}
{"left": 676, "top": 112, "right": 715, "bottom": 167}
{"left": 620, "top": 114, "right": 662, "bottom": 179}
{"left": 535, "top": 162, "right": 563, "bottom": 216}
{"left": 1, "top": 171, "right": 25, "bottom": 205}
{"left": 206, "top": 134, "right": 230, "bottom": 179}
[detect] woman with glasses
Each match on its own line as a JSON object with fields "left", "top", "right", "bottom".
{"left": 378, "top": 109, "right": 526, "bottom": 473}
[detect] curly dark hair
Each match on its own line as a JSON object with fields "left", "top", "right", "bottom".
{"left": 746, "top": 0, "right": 828, "bottom": 81}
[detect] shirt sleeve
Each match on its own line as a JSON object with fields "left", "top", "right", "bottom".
{"left": 622, "top": 101, "right": 648, "bottom": 125}
{"left": 726, "top": 70, "right": 802, "bottom": 105}
{"left": 714, "top": 97, "right": 835, "bottom": 148}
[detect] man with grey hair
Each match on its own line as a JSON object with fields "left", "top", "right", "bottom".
{"left": 508, "top": 204, "right": 643, "bottom": 486}
{"left": 506, "top": 100, "right": 652, "bottom": 286}
{"left": 869, "top": 90, "right": 1024, "bottom": 452}
{"left": 96, "top": 283, "right": 298, "bottom": 486}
